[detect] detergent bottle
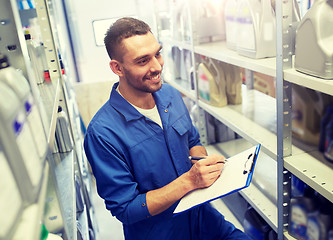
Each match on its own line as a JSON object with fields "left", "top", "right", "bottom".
{"left": 197, "top": 57, "right": 227, "bottom": 107}
{"left": 236, "top": 0, "right": 276, "bottom": 59}
{"left": 194, "top": 0, "right": 226, "bottom": 44}
{"left": 220, "top": 62, "right": 243, "bottom": 104}
{"left": 294, "top": 0, "right": 333, "bottom": 79}
{"left": 0, "top": 54, "right": 48, "bottom": 161}
{"left": 292, "top": 85, "right": 330, "bottom": 145}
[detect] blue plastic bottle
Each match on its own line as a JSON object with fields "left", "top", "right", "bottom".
{"left": 289, "top": 187, "right": 318, "bottom": 240}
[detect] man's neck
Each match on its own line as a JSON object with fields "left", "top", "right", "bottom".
{"left": 117, "top": 85, "right": 156, "bottom": 109}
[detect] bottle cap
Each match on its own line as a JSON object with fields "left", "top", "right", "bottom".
{"left": 0, "top": 54, "right": 10, "bottom": 69}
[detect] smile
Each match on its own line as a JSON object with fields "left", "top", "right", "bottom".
{"left": 146, "top": 73, "right": 161, "bottom": 82}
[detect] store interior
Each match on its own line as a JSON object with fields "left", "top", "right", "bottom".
{"left": 0, "top": 0, "right": 333, "bottom": 239}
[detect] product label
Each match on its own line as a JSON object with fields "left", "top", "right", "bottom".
{"left": 0, "top": 151, "right": 22, "bottom": 237}
{"left": 198, "top": 66, "right": 210, "bottom": 101}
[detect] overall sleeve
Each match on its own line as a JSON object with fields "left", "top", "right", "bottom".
{"left": 84, "top": 127, "right": 151, "bottom": 225}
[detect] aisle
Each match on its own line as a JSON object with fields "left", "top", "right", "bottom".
{"left": 90, "top": 179, "right": 242, "bottom": 239}
{"left": 91, "top": 179, "right": 124, "bottom": 240}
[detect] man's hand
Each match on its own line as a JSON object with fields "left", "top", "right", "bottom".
{"left": 187, "top": 154, "right": 226, "bottom": 189}
{"left": 146, "top": 153, "right": 225, "bottom": 216}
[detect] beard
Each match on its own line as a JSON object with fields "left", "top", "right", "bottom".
{"left": 123, "top": 67, "right": 162, "bottom": 93}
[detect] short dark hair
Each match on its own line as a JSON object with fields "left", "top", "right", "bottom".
{"left": 104, "top": 17, "right": 151, "bottom": 61}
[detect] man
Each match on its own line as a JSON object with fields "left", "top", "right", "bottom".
{"left": 84, "top": 17, "right": 250, "bottom": 239}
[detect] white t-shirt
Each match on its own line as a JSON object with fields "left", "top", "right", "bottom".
{"left": 116, "top": 87, "right": 163, "bottom": 129}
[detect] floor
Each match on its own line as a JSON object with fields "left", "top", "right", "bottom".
{"left": 91, "top": 179, "right": 124, "bottom": 240}
{"left": 90, "top": 178, "right": 243, "bottom": 240}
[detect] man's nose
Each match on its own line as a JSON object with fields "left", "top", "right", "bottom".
{"left": 150, "top": 56, "right": 163, "bottom": 72}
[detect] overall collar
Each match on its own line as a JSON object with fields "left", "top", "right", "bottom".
{"left": 109, "top": 82, "right": 172, "bottom": 122}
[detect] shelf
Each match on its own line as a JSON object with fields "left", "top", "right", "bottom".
{"left": 284, "top": 68, "right": 333, "bottom": 96}
{"left": 194, "top": 41, "right": 276, "bottom": 77}
{"left": 12, "top": 162, "right": 49, "bottom": 240}
{"left": 205, "top": 139, "right": 278, "bottom": 232}
{"left": 199, "top": 86, "right": 278, "bottom": 159}
{"left": 284, "top": 151, "right": 333, "bottom": 203}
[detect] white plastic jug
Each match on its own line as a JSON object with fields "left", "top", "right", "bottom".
{"left": 194, "top": 0, "right": 227, "bottom": 43}
{"left": 294, "top": 0, "right": 333, "bottom": 79}
{"left": 0, "top": 55, "right": 48, "bottom": 161}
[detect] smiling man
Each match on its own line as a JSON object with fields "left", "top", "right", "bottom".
{"left": 84, "top": 17, "right": 250, "bottom": 240}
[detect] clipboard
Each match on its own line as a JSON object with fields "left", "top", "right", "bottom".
{"left": 174, "top": 144, "right": 261, "bottom": 214}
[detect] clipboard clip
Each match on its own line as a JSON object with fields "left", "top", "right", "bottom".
{"left": 243, "top": 152, "right": 257, "bottom": 175}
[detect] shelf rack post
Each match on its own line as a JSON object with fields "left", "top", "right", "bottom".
{"left": 276, "top": 0, "right": 294, "bottom": 239}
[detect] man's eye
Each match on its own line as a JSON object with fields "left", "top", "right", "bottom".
{"left": 138, "top": 58, "right": 149, "bottom": 64}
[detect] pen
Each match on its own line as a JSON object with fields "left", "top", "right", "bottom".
{"left": 188, "top": 156, "right": 227, "bottom": 164}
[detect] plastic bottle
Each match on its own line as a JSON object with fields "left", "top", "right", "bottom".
{"left": 236, "top": 0, "right": 276, "bottom": 59}
{"left": 0, "top": 54, "right": 48, "bottom": 161}
{"left": 288, "top": 187, "right": 319, "bottom": 240}
{"left": 243, "top": 206, "right": 271, "bottom": 240}
{"left": 171, "top": 46, "right": 181, "bottom": 80}
{"left": 194, "top": 0, "right": 226, "bottom": 43}
{"left": 220, "top": 62, "right": 242, "bottom": 105}
{"left": 197, "top": 57, "right": 227, "bottom": 107}
{"left": 306, "top": 197, "right": 333, "bottom": 240}
{"left": 0, "top": 80, "right": 42, "bottom": 203}
{"left": 294, "top": 0, "right": 333, "bottom": 79}
{"left": 0, "top": 143, "right": 23, "bottom": 240}
{"left": 291, "top": 85, "right": 329, "bottom": 145}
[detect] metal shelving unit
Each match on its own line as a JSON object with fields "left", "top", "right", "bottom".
{"left": 0, "top": 0, "right": 96, "bottom": 239}
{"left": 151, "top": 0, "right": 333, "bottom": 239}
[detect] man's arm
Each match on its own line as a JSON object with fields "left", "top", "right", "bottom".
{"left": 146, "top": 146, "right": 225, "bottom": 216}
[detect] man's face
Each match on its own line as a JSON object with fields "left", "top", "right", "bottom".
{"left": 119, "top": 32, "right": 164, "bottom": 94}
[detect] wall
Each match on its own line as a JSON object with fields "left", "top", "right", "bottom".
{"left": 65, "top": 0, "right": 137, "bottom": 83}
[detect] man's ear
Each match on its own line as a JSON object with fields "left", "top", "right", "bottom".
{"left": 109, "top": 59, "right": 124, "bottom": 77}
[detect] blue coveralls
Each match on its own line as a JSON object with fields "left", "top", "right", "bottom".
{"left": 84, "top": 82, "right": 250, "bottom": 240}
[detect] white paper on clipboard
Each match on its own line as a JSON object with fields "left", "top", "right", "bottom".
{"left": 174, "top": 144, "right": 261, "bottom": 215}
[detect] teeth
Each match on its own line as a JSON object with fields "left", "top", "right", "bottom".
{"left": 150, "top": 75, "right": 159, "bottom": 80}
